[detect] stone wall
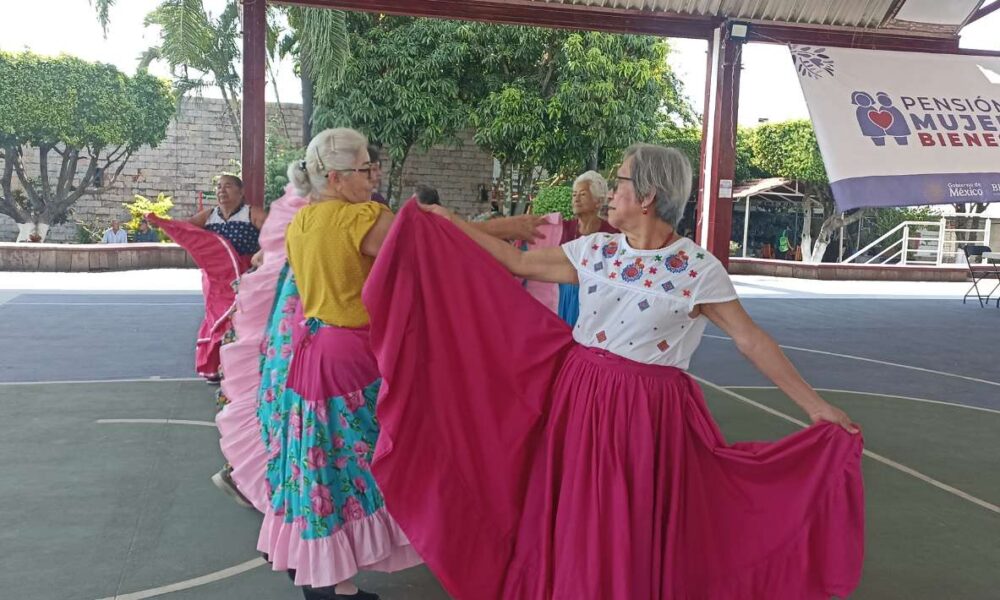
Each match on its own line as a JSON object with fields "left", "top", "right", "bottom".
{"left": 1, "top": 97, "right": 304, "bottom": 243}
{"left": 393, "top": 129, "right": 497, "bottom": 217}
{"left": 1, "top": 97, "right": 498, "bottom": 243}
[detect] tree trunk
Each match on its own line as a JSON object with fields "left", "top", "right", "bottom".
{"left": 387, "top": 145, "right": 411, "bottom": 210}
{"left": 301, "top": 73, "right": 314, "bottom": 147}
{"left": 808, "top": 209, "right": 868, "bottom": 263}
{"left": 799, "top": 197, "right": 813, "bottom": 261}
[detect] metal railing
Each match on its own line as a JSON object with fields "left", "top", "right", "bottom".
{"left": 843, "top": 217, "right": 992, "bottom": 267}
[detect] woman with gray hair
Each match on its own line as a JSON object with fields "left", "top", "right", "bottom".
{"left": 366, "top": 142, "right": 864, "bottom": 599}
{"left": 255, "top": 127, "right": 420, "bottom": 600}
{"left": 556, "top": 170, "right": 618, "bottom": 326}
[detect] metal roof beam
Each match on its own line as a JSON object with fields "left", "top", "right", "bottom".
{"left": 968, "top": 0, "right": 1000, "bottom": 24}
{"left": 273, "top": 0, "right": 721, "bottom": 39}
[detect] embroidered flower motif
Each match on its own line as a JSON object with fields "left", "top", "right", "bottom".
{"left": 582, "top": 258, "right": 589, "bottom": 267}
{"left": 644, "top": 280, "right": 653, "bottom": 288}
{"left": 649, "top": 267, "right": 658, "bottom": 275}
{"left": 689, "top": 270, "right": 699, "bottom": 278}
{"left": 620, "top": 257, "right": 645, "bottom": 283}
{"left": 591, "top": 244, "right": 599, "bottom": 251}
{"left": 665, "top": 250, "right": 690, "bottom": 274}
{"left": 613, "top": 259, "right": 622, "bottom": 267}
{"left": 683, "top": 289, "right": 692, "bottom": 298}
{"left": 696, "top": 252, "right": 706, "bottom": 260}
{"left": 601, "top": 240, "right": 620, "bottom": 258}
{"left": 609, "top": 273, "right": 618, "bottom": 279}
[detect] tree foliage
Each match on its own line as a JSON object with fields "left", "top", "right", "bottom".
{"left": 470, "top": 27, "right": 694, "bottom": 209}
{"left": 0, "top": 52, "right": 174, "bottom": 236}
{"left": 123, "top": 193, "right": 174, "bottom": 241}
{"left": 143, "top": 0, "right": 243, "bottom": 144}
{"left": 313, "top": 14, "right": 476, "bottom": 202}
{"left": 746, "top": 120, "right": 828, "bottom": 184}
{"left": 746, "top": 120, "right": 866, "bottom": 262}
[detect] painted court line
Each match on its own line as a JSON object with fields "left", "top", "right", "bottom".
{"left": 96, "top": 418, "right": 216, "bottom": 428}
{"left": 0, "top": 377, "right": 202, "bottom": 386}
{"left": 728, "top": 386, "right": 1000, "bottom": 416}
{"left": 703, "top": 334, "right": 1000, "bottom": 388}
{"left": 694, "top": 375, "right": 1000, "bottom": 516}
{"left": 7, "top": 301, "right": 202, "bottom": 306}
{"left": 94, "top": 558, "right": 266, "bottom": 600}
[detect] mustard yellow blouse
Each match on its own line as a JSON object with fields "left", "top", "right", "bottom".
{"left": 286, "top": 200, "right": 388, "bottom": 327}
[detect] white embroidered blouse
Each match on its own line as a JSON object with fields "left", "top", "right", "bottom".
{"left": 562, "top": 232, "right": 738, "bottom": 370}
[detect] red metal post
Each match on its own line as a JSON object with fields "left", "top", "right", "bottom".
{"left": 242, "top": 0, "right": 267, "bottom": 208}
{"left": 695, "top": 23, "right": 742, "bottom": 269}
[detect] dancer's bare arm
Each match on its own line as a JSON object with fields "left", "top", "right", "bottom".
{"left": 360, "top": 211, "right": 395, "bottom": 258}
{"left": 699, "top": 300, "right": 859, "bottom": 434}
{"left": 421, "top": 204, "right": 576, "bottom": 284}
{"left": 188, "top": 208, "right": 213, "bottom": 228}
{"left": 473, "top": 215, "right": 545, "bottom": 242}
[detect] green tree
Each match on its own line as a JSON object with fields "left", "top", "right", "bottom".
{"left": 747, "top": 119, "right": 866, "bottom": 263}
{"left": 313, "top": 14, "right": 476, "bottom": 204}
{"left": 141, "top": 0, "right": 243, "bottom": 144}
{"left": 277, "top": 7, "right": 351, "bottom": 146}
{"left": 656, "top": 126, "right": 767, "bottom": 186}
{"left": 469, "top": 27, "right": 694, "bottom": 213}
{"left": 0, "top": 52, "right": 174, "bottom": 241}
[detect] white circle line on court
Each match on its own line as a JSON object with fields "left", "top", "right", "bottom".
{"left": 96, "top": 418, "right": 216, "bottom": 428}
{"left": 0, "top": 377, "right": 203, "bottom": 386}
{"left": 94, "top": 557, "right": 266, "bottom": 600}
{"left": 727, "top": 386, "right": 1000, "bottom": 416}
{"left": 694, "top": 375, "right": 1000, "bottom": 516}
{"left": 703, "top": 334, "right": 1000, "bottom": 388}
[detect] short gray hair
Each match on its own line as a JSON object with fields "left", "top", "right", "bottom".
{"left": 622, "top": 143, "right": 692, "bottom": 228}
{"left": 573, "top": 170, "right": 608, "bottom": 202}
{"left": 288, "top": 127, "right": 368, "bottom": 198}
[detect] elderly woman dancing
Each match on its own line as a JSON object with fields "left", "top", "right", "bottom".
{"left": 365, "top": 143, "right": 864, "bottom": 600}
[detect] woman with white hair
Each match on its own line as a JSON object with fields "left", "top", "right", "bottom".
{"left": 365, "top": 143, "right": 864, "bottom": 599}
{"left": 556, "top": 170, "right": 618, "bottom": 326}
{"left": 256, "top": 128, "right": 420, "bottom": 600}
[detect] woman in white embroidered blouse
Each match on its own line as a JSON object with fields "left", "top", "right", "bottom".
{"left": 424, "top": 144, "right": 856, "bottom": 432}
{"left": 389, "top": 142, "right": 865, "bottom": 599}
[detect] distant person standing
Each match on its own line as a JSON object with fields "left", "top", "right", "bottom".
{"left": 101, "top": 219, "right": 128, "bottom": 244}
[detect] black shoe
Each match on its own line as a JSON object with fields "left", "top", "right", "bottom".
{"left": 334, "top": 590, "right": 379, "bottom": 600}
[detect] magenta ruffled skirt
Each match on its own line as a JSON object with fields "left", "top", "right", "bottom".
{"left": 364, "top": 202, "right": 865, "bottom": 599}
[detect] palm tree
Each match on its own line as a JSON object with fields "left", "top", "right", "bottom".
{"left": 91, "top": 1, "right": 351, "bottom": 148}
{"left": 91, "top": 0, "right": 115, "bottom": 36}
{"left": 279, "top": 7, "right": 351, "bottom": 145}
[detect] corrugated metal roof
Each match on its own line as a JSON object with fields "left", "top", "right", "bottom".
{"left": 533, "top": 0, "right": 982, "bottom": 33}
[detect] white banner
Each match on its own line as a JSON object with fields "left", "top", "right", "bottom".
{"left": 791, "top": 45, "right": 1000, "bottom": 210}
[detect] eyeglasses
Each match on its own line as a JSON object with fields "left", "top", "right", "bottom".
{"left": 330, "top": 165, "right": 375, "bottom": 178}
{"left": 610, "top": 175, "right": 633, "bottom": 191}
